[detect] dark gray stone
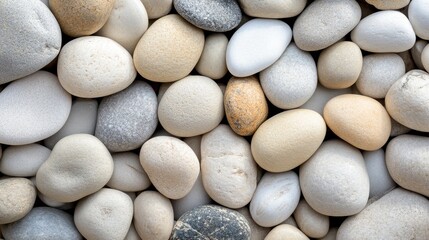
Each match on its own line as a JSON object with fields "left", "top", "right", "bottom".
{"left": 0, "top": 207, "right": 82, "bottom": 240}
{"left": 170, "top": 205, "right": 251, "bottom": 240}
{"left": 174, "top": 0, "right": 242, "bottom": 32}
{"left": 95, "top": 81, "right": 158, "bottom": 152}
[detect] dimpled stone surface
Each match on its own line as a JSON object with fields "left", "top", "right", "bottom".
{"left": 0, "top": 178, "right": 36, "bottom": 224}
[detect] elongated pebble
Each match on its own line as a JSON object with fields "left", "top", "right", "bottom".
{"left": 408, "top": 0, "right": 429, "bottom": 40}
{"left": 238, "top": 0, "right": 306, "bottom": 18}
{"left": 196, "top": 33, "right": 229, "bottom": 80}
{"left": 0, "top": 144, "right": 50, "bottom": 177}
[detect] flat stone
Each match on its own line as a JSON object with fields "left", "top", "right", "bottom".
{"left": 238, "top": 0, "right": 306, "bottom": 18}
{"left": 409, "top": 0, "right": 429, "bottom": 40}
{"left": 0, "top": 144, "right": 50, "bottom": 177}
{"left": 0, "top": 178, "right": 36, "bottom": 224}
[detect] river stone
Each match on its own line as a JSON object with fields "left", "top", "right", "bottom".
{"left": 171, "top": 205, "right": 251, "bottom": 240}
{"left": 174, "top": 0, "right": 242, "bottom": 32}
{"left": 36, "top": 134, "right": 114, "bottom": 202}
{"left": 124, "top": 223, "right": 140, "bottom": 240}
{"left": 293, "top": 199, "right": 330, "bottom": 238}
{"left": 183, "top": 135, "right": 202, "bottom": 160}
{"left": 385, "top": 70, "right": 429, "bottom": 132}
{"left": 299, "top": 84, "right": 352, "bottom": 115}
{"left": 422, "top": 44, "right": 429, "bottom": 72}
{"left": 265, "top": 224, "right": 309, "bottom": 240}
{"left": 141, "top": 0, "right": 172, "bottom": 19}
{"left": 238, "top": 0, "right": 306, "bottom": 18}
{"left": 409, "top": 0, "right": 429, "bottom": 40}
{"left": 0, "top": 0, "right": 61, "bottom": 84}
{"left": 411, "top": 40, "right": 428, "bottom": 70}
{"left": 1, "top": 207, "right": 82, "bottom": 240}
{"left": 0, "top": 144, "right": 50, "bottom": 177}
{"left": 237, "top": 207, "right": 271, "bottom": 240}
{"left": 95, "top": 81, "right": 158, "bottom": 152}
{"left": 293, "top": 0, "right": 361, "bottom": 51}
{"left": 195, "top": 33, "right": 229, "bottom": 80}
{"left": 337, "top": 188, "right": 429, "bottom": 239}
{"left": 363, "top": 149, "right": 396, "bottom": 199}
{"left": 365, "top": 0, "right": 409, "bottom": 9}
{"left": 0, "top": 71, "right": 71, "bottom": 145}
{"left": 0, "top": 178, "right": 36, "bottom": 224}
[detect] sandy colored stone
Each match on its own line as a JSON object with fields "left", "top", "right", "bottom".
{"left": 0, "top": 178, "right": 36, "bottom": 224}
{"left": 365, "top": 0, "right": 409, "bottom": 9}
{"left": 324, "top": 94, "right": 391, "bottom": 151}
{"left": 238, "top": 0, "right": 306, "bottom": 18}
{"left": 237, "top": 207, "right": 271, "bottom": 240}
{"left": 294, "top": 199, "right": 329, "bottom": 238}
{"left": 411, "top": 40, "right": 427, "bottom": 70}
{"left": 265, "top": 224, "right": 309, "bottom": 240}
{"left": 133, "top": 14, "right": 204, "bottom": 82}
{"left": 140, "top": 0, "right": 172, "bottom": 19}
{"left": 196, "top": 33, "right": 228, "bottom": 80}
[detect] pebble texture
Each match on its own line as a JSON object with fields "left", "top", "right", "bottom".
{"left": 265, "top": 224, "right": 309, "bottom": 240}
{"left": 408, "top": 0, "right": 429, "bottom": 40}
{"left": 174, "top": 0, "right": 242, "bottom": 32}
{"left": 171, "top": 205, "right": 251, "bottom": 240}
{"left": 294, "top": 199, "right": 330, "bottom": 238}
{"left": 95, "top": 81, "right": 158, "bottom": 152}
{"left": 422, "top": 44, "right": 429, "bottom": 73}
{"left": 365, "top": 0, "right": 409, "bottom": 9}
{"left": 0, "top": 144, "right": 50, "bottom": 177}
{"left": 141, "top": 0, "right": 173, "bottom": 19}
{"left": 0, "top": 178, "right": 36, "bottom": 224}
{"left": 196, "top": 33, "right": 229, "bottom": 79}
{"left": 238, "top": 0, "right": 307, "bottom": 18}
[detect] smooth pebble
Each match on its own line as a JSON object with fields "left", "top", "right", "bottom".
{"left": 363, "top": 149, "right": 396, "bottom": 199}
{"left": 411, "top": 40, "right": 428, "bottom": 70}
{"left": 140, "top": 0, "right": 172, "bottom": 19}
{"left": 299, "top": 84, "right": 352, "bottom": 115}
{"left": 124, "top": 223, "right": 140, "bottom": 240}
{"left": 237, "top": 207, "right": 271, "bottom": 240}
{"left": 365, "top": 0, "right": 409, "bottom": 9}
{"left": 0, "top": 144, "right": 50, "bottom": 177}
{"left": 0, "top": 178, "right": 36, "bottom": 224}
{"left": 293, "top": 199, "right": 330, "bottom": 238}
{"left": 408, "top": 0, "right": 429, "bottom": 40}
{"left": 238, "top": 0, "right": 306, "bottom": 18}
{"left": 195, "top": 33, "right": 229, "bottom": 80}
{"left": 265, "top": 224, "right": 309, "bottom": 240}
{"left": 422, "top": 44, "right": 429, "bottom": 72}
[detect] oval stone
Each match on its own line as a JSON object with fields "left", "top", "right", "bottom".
{"left": 422, "top": 44, "right": 429, "bottom": 73}
{"left": 294, "top": 199, "right": 330, "bottom": 238}
{"left": 265, "top": 224, "right": 309, "bottom": 240}
{"left": 299, "top": 84, "right": 352, "bottom": 115}
{"left": 195, "top": 33, "right": 229, "bottom": 80}
{"left": 238, "top": 0, "right": 307, "bottom": 18}
{"left": 0, "top": 144, "right": 50, "bottom": 177}
{"left": 365, "top": 0, "right": 409, "bottom": 10}
{"left": 408, "top": 0, "right": 429, "bottom": 40}
{"left": 411, "top": 40, "right": 427, "bottom": 70}
{"left": 0, "top": 178, "right": 36, "bottom": 224}
{"left": 141, "top": 0, "right": 172, "bottom": 19}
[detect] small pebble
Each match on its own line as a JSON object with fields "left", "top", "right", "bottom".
{"left": 195, "top": 33, "right": 229, "bottom": 80}
{"left": 0, "top": 178, "right": 36, "bottom": 224}
{"left": 238, "top": 0, "right": 306, "bottom": 18}
{"left": 363, "top": 149, "right": 396, "bottom": 199}
{"left": 265, "top": 224, "right": 309, "bottom": 240}
{"left": 408, "top": 0, "right": 429, "bottom": 40}
{"left": 293, "top": 199, "right": 330, "bottom": 238}
{"left": 422, "top": 44, "right": 429, "bottom": 72}
{"left": 124, "top": 223, "right": 140, "bottom": 240}
{"left": 140, "top": 0, "right": 173, "bottom": 19}
{"left": 236, "top": 207, "right": 271, "bottom": 240}
{"left": 411, "top": 40, "right": 428, "bottom": 70}
{"left": 0, "top": 144, "right": 50, "bottom": 177}
{"left": 299, "top": 84, "right": 352, "bottom": 115}
{"left": 365, "top": 0, "right": 410, "bottom": 10}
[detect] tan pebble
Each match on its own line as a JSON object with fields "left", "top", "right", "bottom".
{"left": 196, "top": 33, "right": 228, "bottom": 80}
{"left": 411, "top": 40, "right": 427, "bottom": 70}
{"left": 140, "top": 0, "right": 172, "bottom": 19}
{"left": 323, "top": 94, "right": 391, "bottom": 151}
{"left": 318, "top": 228, "right": 338, "bottom": 240}
{"left": 237, "top": 207, "right": 271, "bottom": 240}
{"left": 124, "top": 222, "right": 140, "bottom": 240}
{"left": 238, "top": 0, "right": 307, "bottom": 19}
{"left": 224, "top": 76, "right": 268, "bottom": 136}
{"left": 0, "top": 178, "right": 36, "bottom": 224}
{"left": 265, "top": 224, "right": 309, "bottom": 240}
{"left": 294, "top": 199, "right": 330, "bottom": 238}
{"left": 365, "top": 0, "right": 410, "bottom": 10}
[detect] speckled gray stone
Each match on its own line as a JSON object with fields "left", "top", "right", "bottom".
{"left": 1, "top": 207, "right": 82, "bottom": 240}
{"left": 173, "top": 0, "right": 242, "bottom": 32}
{"left": 95, "top": 81, "right": 158, "bottom": 152}
{"left": 171, "top": 205, "right": 251, "bottom": 240}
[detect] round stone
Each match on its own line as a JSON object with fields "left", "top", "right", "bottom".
{"left": 0, "top": 71, "right": 71, "bottom": 145}
{"left": 236, "top": 207, "right": 271, "bottom": 240}
{"left": 363, "top": 149, "right": 396, "bottom": 199}
{"left": 95, "top": 81, "right": 158, "bottom": 152}
{"left": 133, "top": 14, "right": 204, "bottom": 82}
{"left": 36, "top": 134, "right": 114, "bottom": 202}
{"left": 57, "top": 36, "right": 136, "bottom": 98}
{"left": 171, "top": 205, "right": 251, "bottom": 240}
{"left": 0, "top": 178, "right": 36, "bottom": 224}
{"left": 195, "top": 33, "right": 228, "bottom": 80}
{"left": 294, "top": 199, "right": 330, "bottom": 238}
{"left": 408, "top": 0, "right": 429, "bottom": 40}
{"left": 238, "top": 0, "right": 306, "bottom": 18}
{"left": 422, "top": 44, "right": 429, "bottom": 72}
{"left": 0, "top": 0, "right": 62, "bottom": 84}
{"left": 299, "top": 84, "right": 352, "bottom": 115}
{"left": 251, "top": 109, "right": 326, "bottom": 172}
{"left": 411, "top": 40, "right": 428, "bottom": 70}
{"left": 265, "top": 224, "right": 309, "bottom": 240}
{"left": 141, "top": 0, "right": 172, "bottom": 19}
{"left": 0, "top": 144, "right": 50, "bottom": 177}
{"left": 365, "top": 0, "right": 409, "bottom": 9}
{"left": 174, "top": 0, "right": 241, "bottom": 32}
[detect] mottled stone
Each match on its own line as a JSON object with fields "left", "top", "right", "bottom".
{"left": 0, "top": 178, "right": 36, "bottom": 224}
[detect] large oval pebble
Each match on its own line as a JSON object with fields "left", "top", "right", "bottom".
{"left": 0, "top": 178, "right": 36, "bottom": 224}
{"left": 0, "top": 144, "right": 50, "bottom": 177}
{"left": 408, "top": 0, "right": 429, "bottom": 40}
{"left": 238, "top": 0, "right": 306, "bottom": 18}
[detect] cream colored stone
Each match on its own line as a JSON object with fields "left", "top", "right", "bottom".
{"left": 196, "top": 33, "right": 228, "bottom": 80}
{"left": 422, "top": 44, "right": 429, "bottom": 72}
{"left": 238, "top": 0, "right": 306, "bottom": 18}
{"left": 0, "top": 178, "right": 36, "bottom": 224}
{"left": 411, "top": 40, "right": 427, "bottom": 70}
{"left": 365, "top": 0, "right": 410, "bottom": 10}
{"left": 140, "top": 0, "right": 172, "bottom": 19}
{"left": 265, "top": 224, "right": 309, "bottom": 240}
{"left": 294, "top": 199, "right": 329, "bottom": 238}
{"left": 318, "top": 228, "right": 338, "bottom": 240}
{"left": 237, "top": 207, "right": 271, "bottom": 240}
{"left": 124, "top": 223, "right": 140, "bottom": 240}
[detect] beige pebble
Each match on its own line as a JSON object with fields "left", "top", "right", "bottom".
{"left": 411, "top": 40, "right": 427, "bottom": 70}
{"left": 238, "top": 0, "right": 306, "bottom": 18}
{"left": 294, "top": 199, "right": 330, "bottom": 238}
{"left": 140, "top": 0, "right": 172, "bottom": 19}
{"left": 124, "top": 222, "right": 140, "bottom": 240}
{"left": 365, "top": 0, "right": 410, "bottom": 10}
{"left": 422, "top": 44, "right": 429, "bottom": 72}
{"left": 0, "top": 178, "right": 36, "bottom": 224}
{"left": 133, "top": 14, "right": 204, "bottom": 82}
{"left": 196, "top": 33, "right": 228, "bottom": 80}
{"left": 317, "top": 228, "right": 338, "bottom": 240}
{"left": 224, "top": 76, "right": 268, "bottom": 136}
{"left": 324, "top": 94, "right": 391, "bottom": 151}
{"left": 237, "top": 207, "right": 271, "bottom": 240}
{"left": 265, "top": 224, "right": 309, "bottom": 240}
{"left": 49, "top": 0, "right": 115, "bottom": 37}
{"left": 251, "top": 109, "right": 326, "bottom": 172}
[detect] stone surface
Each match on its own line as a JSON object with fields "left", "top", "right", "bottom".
{"left": 299, "top": 84, "right": 352, "bottom": 115}
{"left": 337, "top": 188, "right": 429, "bottom": 239}
{"left": 1, "top": 207, "right": 82, "bottom": 240}
{"left": 365, "top": 0, "right": 409, "bottom": 9}
{"left": 196, "top": 33, "right": 228, "bottom": 80}
{"left": 0, "top": 144, "right": 50, "bottom": 177}
{"left": 260, "top": 42, "right": 317, "bottom": 109}
{"left": 224, "top": 76, "right": 268, "bottom": 136}
{"left": 141, "top": 0, "right": 172, "bottom": 19}
{"left": 299, "top": 140, "right": 370, "bottom": 216}
{"left": 251, "top": 109, "right": 326, "bottom": 172}
{"left": 238, "top": 0, "right": 306, "bottom": 18}
{"left": 318, "top": 228, "right": 338, "bottom": 240}
{"left": 174, "top": 0, "right": 242, "bottom": 32}
{"left": 74, "top": 188, "right": 134, "bottom": 240}
{"left": 294, "top": 199, "right": 330, "bottom": 238}
{"left": 36, "top": 134, "right": 113, "bottom": 202}
{"left": 124, "top": 223, "right": 140, "bottom": 240}
{"left": 237, "top": 207, "right": 271, "bottom": 240}
{"left": 226, "top": 19, "right": 292, "bottom": 77}
{"left": 95, "top": 81, "right": 158, "bottom": 152}
{"left": 411, "top": 40, "right": 428, "bottom": 70}
{"left": 0, "top": 178, "right": 36, "bottom": 224}
{"left": 409, "top": 0, "right": 429, "bottom": 40}
{"left": 158, "top": 75, "right": 224, "bottom": 137}
{"left": 58, "top": 36, "right": 136, "bottom": 98}
{"left": 324, "top": 94, "right": 391, "bottom": 151}
{"left": 385, "top": 70, "right": 429, "bottom": 132}
{"left": 422, "top": 44, "right": 429, "bottom": 72}
{"left": 390, "top": 117, "right": 411, "bottom": 137}
{"left": 0, "top": 0, "right": 61, "bottom": 84}
{"left": 250, "top": 171, "right": 301, "bottom": 227}
{"left": 265, "top": 224, "right": 309, "bottom": 240}
{"left": 351, "top": 10, "right": 416, "bottom": 53}
{"left": 134, "top": 14, "right": 204, "bottom": 82}
{"left": 0, "top": 71, "right": 71, "bottom": 145}
{"left": 49, "top": 0, "right": 115, "bottom": 37}
{"left": 363, "top": 149, "right": 396, "bottom": 199}
{"left": 183, "top": 135, "right": 202, "bottom": 160}
{"left": 171, "top": 205, "right": 251, "bottom": 240}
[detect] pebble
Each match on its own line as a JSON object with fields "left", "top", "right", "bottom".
{"left": 140, "top": 136, "right": 200, "bottom": 199}
{"left": 95, "top": 81, "right": 158, "bottom": 152}
{"left": 124, "top": 223, "right": 140, "bottom": 240}
{"left": 351, "top": 10, "right": 416, "bottom": 53}
{"left": 174, "top": 0, "right": 242, "bottom": 32}
{"left": 318, "top": 228, "right": 338, "bottom": 240}
{"left": 226, "top": 18, "right": 292, "bottom": 77}
{"left": 224, "top": 76, "right": 268, "bottom": 136}
{"left": 44, "top": 98, "right": 98, "bottom": 149}
{"left": 317, "top": 41, "right": 363, "bottom": 89}
{"left": 0, "top": 207, "right": 82, "bottom": 240}
{"left": 133, "top": 14, "right": 204, "bottom": 82}
{"left": 299, "top": 84, "right": 352, "bottom": 115}
{"left": 171, "top": 205, "right": 251, "bottom": 240}
{"left": 0, "top": 71, "right": 72, "bottom": 145}
{"left": 97, "top": 0, "right": 149, "bottom": 53}
{"left": 293, "top": 0, "right": 361, "bottom": 51}
{"left": 385, "top": 70, "right": 429, "bottom": 132}
{"left": 74, "top": 188, "right": 134, "bottom": 240}
{"left": 355, "top": 54, "right": 406, "bottom": 99}
{"left": 36, "top": 134, "right": 113, "bottom": 202}
{"left": 236, "top": 207, "right": 271, "bottom": 240}
{"left": 158, "top": 75, "right": 224, "bottom": 137}
{"left": 201, "top": 124, "right": 258, "bottom": 208}
{"left": 0, "top": 144, "right": 51, "bottom": 177}
{"left": 0, "top": 178, "right": 36, "bottom": 224}
{"left": 37, "top": 191, "right": 75, "bottom": 210}
{"left": 141, "top": 0, "right": 172, "bottom": 19}
{"left": 249, "top": 171, "right": 301, "bottom": 227}
{"left": 363, "top": 149, "right": 396, "bottom": 199}
{"left": 183, "top": 135, "right": 202, "bottom": 160}
{"left": 293, "top": 199, "right": 330, "bottom": 238}
{"left": 337, "top": 188, "right": 429, "bottom": 239}
{"left": 422, "top": 44, "right": 429, "bottom": 72}
{"left": 408, "top": 0, "right": 429, "bottom": 40}
{"left": 134, "top": 191, "right": 174, "bottom": 240}
{"left": 195, "top": 33, "right": 229, "bottom": 80}
{"left": 264, "top": 224, "right": 309, "bottom": 240}
{"left": 57, "top": 36, "right": 136, "bottom": 98}
{"left": 323, "top": 94, "right": 391, "bottom": 151}
{"left": 365, "top": 0, "right": 410, "bottom": 10}
{"left": 260, "top": 42, "right": 317, "bottom": 109}
{"left": 386, "top": 135, "right": 429, "bottom": 196}
{"left": 411, "top": 40, "right": 427, "bottom": 70}
{"left": 390, "top": 117, "right": 411, "bottom": 137}
{"left": 0, "top": 0, "right": 62, "bottom": 84}
{"left": 299, "top": 140, "right": 370, "bottom": 216}
{"left": 251, "top": 109, "right": 326, "bottom": 172}
{"left": 238, "top": 0, "right": 307, "bottom": 18}
{"left": 107, "top": 152, "right": 151, "bottom": 192}
{"left": 49, "top": 0, "right": 115, "bottom": 37}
